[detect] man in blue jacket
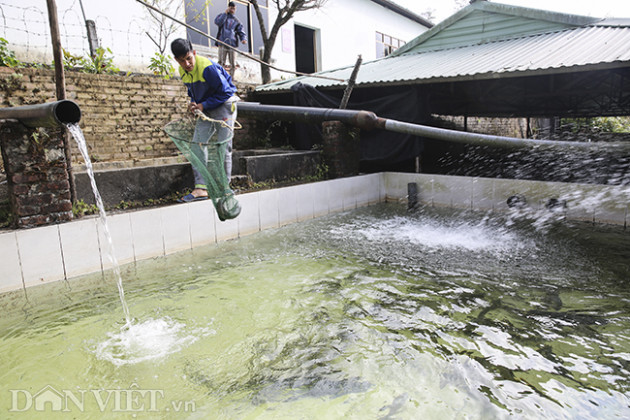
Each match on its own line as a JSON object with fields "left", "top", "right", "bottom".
{"left": 215, "top": 1, "right": 247, "bottom": 78}
{"left": 171, "top": 38, "right": 238, "bottom": 202}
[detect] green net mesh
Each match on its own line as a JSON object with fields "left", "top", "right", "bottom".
{"left": 163, "top": 118, "right": 241, "bottom": 221}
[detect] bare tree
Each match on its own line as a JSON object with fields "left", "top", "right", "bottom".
{"left": 144, "top": 0, "right": 211, "bottom": 54}
{"left": 143, "top": 0, "right": 183, "bottom": 54}
{"left": 249, "top": 0, "right": 327, "bottom": 84}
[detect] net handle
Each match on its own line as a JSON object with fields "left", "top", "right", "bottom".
{"left": 194, "top": 109, "right": 243, "bottom": 131}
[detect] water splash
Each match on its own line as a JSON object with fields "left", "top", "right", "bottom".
{"left": 94, "top": 317, "right": 214, "bottom": 366}
{"left": 331, "top": 214, "right": 527, "bottom": 253}
{"left": 65, "top": 123, "right": 131, "bottom": 325}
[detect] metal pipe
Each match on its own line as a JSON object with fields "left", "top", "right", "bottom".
{"left": 238, "top": 102, "right": 630, "bottom": 151}
{"left": 380, "top": 119, "right": 629, "bottom": 151}
{"left": 238, "top": 102, "right": 381, "bottom": 130}
{"left": 0, "top": 100, "right": 81, "bottom": 128}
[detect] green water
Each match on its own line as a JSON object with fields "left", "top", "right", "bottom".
{"left": 1, "top": 203, "right": 629, "bottom": 419}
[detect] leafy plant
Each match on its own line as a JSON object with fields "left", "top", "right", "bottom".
{"left": 148, "top": 52, "right": 175, "bottom": 79}
{"left": 82, "top": 47, "right": 120, "bottom": 74}
{"left": 0, "top": 38, "right": 22, "bottom": 68}
{"left": 61, "top": 47, "right": 119, "bottom": 74}
{"left": 72, "top": 199, "right": 99, "bottom": 217}
{"left": 561, "top": 117, "right": 630, "bottom": 134}
{"left": 62, "top": 48, "right": 84, "bottom": 69}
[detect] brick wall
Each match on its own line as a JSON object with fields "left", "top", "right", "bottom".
{"left": 433, "top": 114, "right": 529, "bottom": 138}
{"left": 0, "top": 67, "right": 256, "bottom": 167}
{"left": 0, "top": 122, "right": 72, "bottom": 228}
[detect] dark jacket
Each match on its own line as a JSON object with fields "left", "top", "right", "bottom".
{"left": 214, "top": 13, "right": 246, "bottom": 47}
{"left": 178, "top": 55, "right": 236, "bottom": 111}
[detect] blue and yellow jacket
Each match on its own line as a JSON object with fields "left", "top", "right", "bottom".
{"left": 179, "top": 55, "right": 236, "bottom": 111}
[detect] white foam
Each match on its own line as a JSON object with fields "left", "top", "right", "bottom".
{"left": 332, "top": 216, "right": 528, "bottom": 253}
{"left": 94, "top": 317, "right": 214, "bottom": 366}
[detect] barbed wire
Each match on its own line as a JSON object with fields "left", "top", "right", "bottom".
{"left": 0, "top": 1, "right": 155, "bottom": 69}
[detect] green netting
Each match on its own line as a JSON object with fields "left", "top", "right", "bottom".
{"left": 163, "top": 117, "right": 241, "bottom": 221}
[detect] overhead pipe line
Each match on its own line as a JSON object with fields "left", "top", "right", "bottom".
{"left": 237, "top": 102, "right": 630, "bottom": 152}
{"left": 134, "top": 0, "right": 346, "bottom": 83}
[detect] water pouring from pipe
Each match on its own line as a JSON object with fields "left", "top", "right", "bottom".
{"left": 64, "top": 122, "right": 131, "bottom": 326}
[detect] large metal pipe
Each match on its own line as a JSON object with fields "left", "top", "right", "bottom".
{"left": 237, "top": 102, "right": 382, "bottom": 130}
{"left": 0, "top": 100, "right": 81, "bottom": 128}
{"left": 238, "top": 102, "right": 630, "bottom": 151}
{"left": 380, "top": 119, "right": 630, "bottom": 151}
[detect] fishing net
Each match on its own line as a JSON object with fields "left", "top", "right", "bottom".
{"left": 163, "top": 116, "right": 241, "bottom": 221}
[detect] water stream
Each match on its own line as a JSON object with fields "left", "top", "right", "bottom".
{"left": 65, "top": 123, "right": 131, "bottom": 325}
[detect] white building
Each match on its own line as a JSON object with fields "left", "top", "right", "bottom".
{"left": 0, "top": 0, "right": 431, "bottom": 83}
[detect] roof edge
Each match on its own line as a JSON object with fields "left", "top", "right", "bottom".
{"left": 369, "top": 0, "right": 433, "bottom": 28}
{"left": 391, "top": 1, "right": 601, "bottom": 57}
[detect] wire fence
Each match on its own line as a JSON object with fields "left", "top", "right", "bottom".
{"left": 0, "top": 0, "right": 165, "bottom": 71}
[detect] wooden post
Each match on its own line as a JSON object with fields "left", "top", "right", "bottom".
{"left": 46, "top": 0, "right": 76, "bottom": 203}
{"left": 339, "top": 55, "right": 362, "bottom": 110}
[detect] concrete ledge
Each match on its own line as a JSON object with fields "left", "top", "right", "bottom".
{"left": 72, "top": 150, "right": 322, "bottom": 206}
{"left": 75, "top": 163, "right": 193, "bottom": 207}
{"left": 237, "top": 150, "right": 321, "bottom": 183}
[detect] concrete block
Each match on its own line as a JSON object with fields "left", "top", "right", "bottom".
{"left": 471, "top": 177, "right": 495, "bottom": 211}
{"left": 432, "top": 174, "right": 473, "bottom": 209}
{"left": 187, "top": 200, "right": 217, "bottom": 247}
{"left": 340, "top": 177, "right": 358, "bottom": 212}
{"left": 58, "top": 218, "right": 102, "bottom": 279}
{"left": 592, "top": 185, "right": 629, "bottom": 226}
{"left": 161, "top": 205, "right": 192, "bottom": 255}
{"left": 277, "top": 185, "right": 298, "bottom": 226}
{"left": 129, "top": 208, "right": 164, "bottom": 260}
{"left": 296, "top": 184, "right": 315, "bottom": 222}
{"left": 311, "top": 181, "right": 330, "bottom": 218}
{"left": 0, "top": 231, "right": 23, "bottom": 293}
{"left": 257, "top": 189, "right": 280, "bottom": 231}
{"left": 355, "top": 174, "right": 379, "bottom": 208}
{"left": 326, "top": 178, "right": 346, "bottom": 214}
{"left": 215, "top": 206, "right": 239, "bottom": 242}
{"left": 16, "top": 225, "right": 65, "bottom": 288}
{"left": 97, "top": 212, "right": 135, "bottom": 268}
{"left": 236, "top": 192, "right": 260, "bottom": 237}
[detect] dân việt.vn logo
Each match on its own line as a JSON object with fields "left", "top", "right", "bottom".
{"left": 9, "top": 384, "right": 196, "bottom": 413}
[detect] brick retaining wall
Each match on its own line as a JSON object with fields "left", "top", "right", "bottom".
{"left": 0, "top": 122, "right": 72, "bottom": 228}
{"left": 0, "top": 67, "right": 256, "bottom": 167}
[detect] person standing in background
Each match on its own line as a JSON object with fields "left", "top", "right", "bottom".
{"left": 215, "top": 1, "right": 247, "bottom": 79}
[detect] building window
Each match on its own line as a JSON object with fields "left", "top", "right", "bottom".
{"left": 184, "top": 0, "right": 268, "bottom": 55}
{"left": 376, "top": 31, "right": 405, "bottom": 58}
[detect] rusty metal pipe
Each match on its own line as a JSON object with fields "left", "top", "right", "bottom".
{"left": 238, "top": 102, "right": 630, "bottom": 151}
{"left": 0, "top": 100, "right": 81, "bottom": 128}
{"left": 237, "top": 102, "right": 381, "bottom": 130}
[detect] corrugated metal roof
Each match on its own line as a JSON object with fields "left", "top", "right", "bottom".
{"left": 256, "top": 2, "right": 630, "bottom": 94}
{"left": 394, "top": 2, "right": 599, "bottom": 56}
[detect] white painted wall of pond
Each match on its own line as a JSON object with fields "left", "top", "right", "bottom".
{"left": 1, "top": 173, "right": 628, "bottom": 294}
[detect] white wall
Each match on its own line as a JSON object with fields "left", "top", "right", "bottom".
{"left": 0, "top": 0, "right": 428, "bottom": 78}
{"left": 269, "top": 0, "right": 430, "bottom": 80}
{"left": 0, "top": 0, "right": 186, "bottom": 72}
